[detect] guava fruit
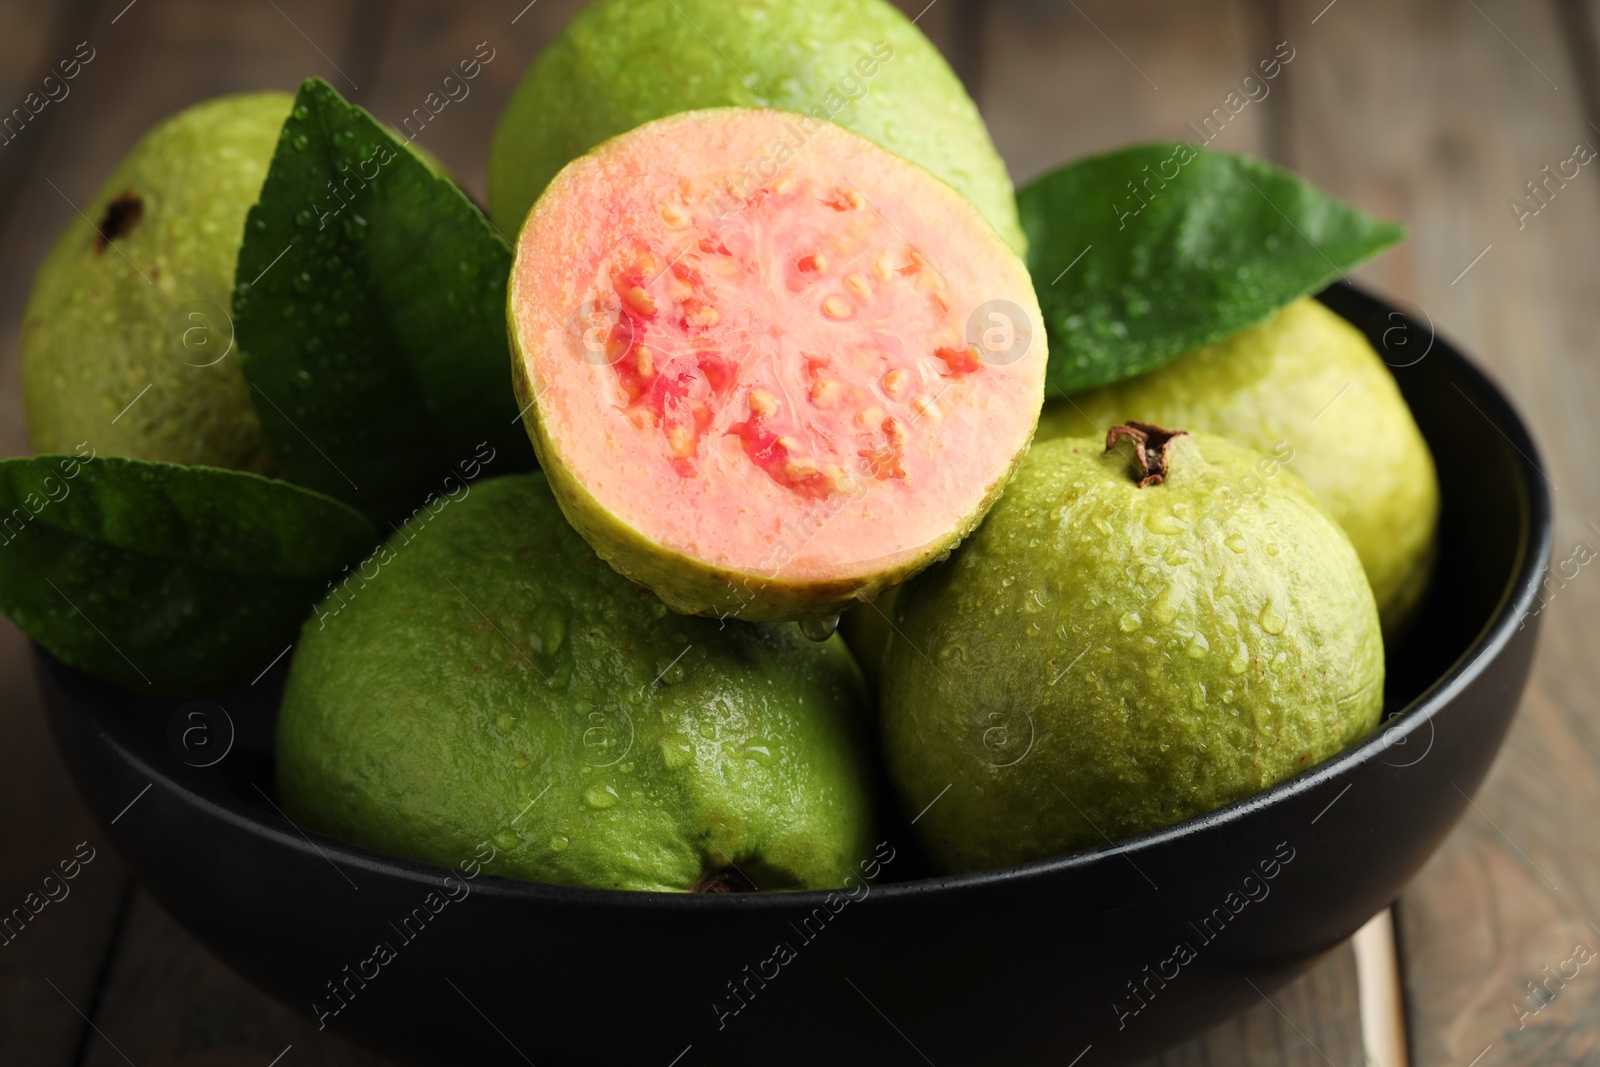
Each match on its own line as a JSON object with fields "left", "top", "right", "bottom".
{"left": 508, "top": 108, "right": 1046, "bottom": 622}
{"left": 276, "top": 473, "right": 876, "bottom": 892}
{"left": 881, "top": 425, "right": 1384, "bottom": 872}
{"left": 1037, "top": 298, "right": 1438, "bottom": 634}
{"left": 487, "top": 0, "right": 1025, "bottom": 253}
{"left": 838, "top": 586, "right": 897, "bottom": 695}
{"left": 22, "top": 93, "right": 292, "bottom": 473}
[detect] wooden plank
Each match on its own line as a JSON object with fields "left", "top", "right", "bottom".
{"left": 978, "top": 0, "right": 1277, "bottom": 184}
{"left": 1355, "top": 910, "right": 1410, "bottom": 1067}
{"left": 0, "top": 620, "right": 133, "bottom": 1067}
{"left": 0, "top": 0, "right": 85, "bottom": 149}
{"left": 0, "top": 8, "right": 141, "bottom": 1066}
{"left": 0, "top": 0, "right": 93, "bottom": 458}
{"left": 0, "top": 0, "right": 366, "bottom": 1062}
{"left": 1560, "top": 1, "right": 1600, "bottom": 135}
{"left": 1277, "top": 0, "right": 1600, "bottom": 1064}
{"left": 82, "top": 893, "right": 398, "bottom": 1067}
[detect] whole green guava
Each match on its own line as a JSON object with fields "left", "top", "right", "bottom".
{"left": 487, "top": 0, "right": 1025, "bottom": 252}
{"left": 1037, "top": 298, "right": 1438, "bottom": 635}
{"left": 881, "top": 426, "right": 1384, "bottom": 873}
{"left": 277, "top": 473, "right": 876, "bottom": 892}
{"left": 22, "top": 93, "right": 293, "bottom": 472}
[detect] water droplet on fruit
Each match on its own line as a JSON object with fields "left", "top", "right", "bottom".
{"left": 294, "top": 208, "right": 313, "bottom": 228}
{"left": 1147, "top": 511, "right": 1187, "bottom": 535}
{"left": 583, "top": 784, "right": 619, "bottom": 809}
{"left": 292, "top": 133, "right": 310, "bottom": 152}
{"left": 742, "top": 741, "right": 775, "bottom": 766}
{"left": 496, "top": 712, "right": 516, "bottom": 733}
{"left": 799, "top": 615, "right": 839, "bottom": 641}
{"left": 549, "top": 835, "right": 569, "bottom": 852}
{"left": 659, "top": 735, "right": 694, "bottom": 769}
{"left": 293, "top": 104, "right": 309, "bottom": 121}
{"left": 1186, "top": 632, "right": 1210, "bottom": 659}
{"left": 1119, "top": 612, "right": 1142, "bottom": 632}
{"left": 292, "top": 271, "right": 313, "bottom": 293}
{"left": 493, "top": 830, "right": 520, "bottom": 850}
{"left": 1226, "top": 535, "right": 1247, "bottom": 554}
{"left": 1229, "top": 643, "right": 1249, "bottom": 675}
{"left": 653, "top": 655, "right": 686, "bottom": 685}
{"left": 1152, "top": 586, "right": 1179, "bottom": 625}
{"left": 696, "top": 721, "right": 717, "bottom": 740}
{"left": 1259, "top": 604, "right": 1286, "bottom": 635}
{"left": 535, "top": 606, "right": 567, "bottom": 655}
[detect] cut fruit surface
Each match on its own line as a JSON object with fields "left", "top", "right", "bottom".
{"left": 509, "top": 109, "right": 1045, "bottom": 620}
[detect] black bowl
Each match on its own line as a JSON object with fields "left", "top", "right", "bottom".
{"left": 39, "top": 283, "right": 1551, "bottom": 1066}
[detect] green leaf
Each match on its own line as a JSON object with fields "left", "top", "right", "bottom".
{"left": 234, "top": 78, "right": 534, "bottom": 524}
{"left": 0, "top": 453, "right": 376, "bottom": 696}
{"left": 1018, "top": 142, "right": 1406, "bottom": 396}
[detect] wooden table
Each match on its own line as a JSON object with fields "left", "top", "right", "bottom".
{"left": 0, "top": 0, "right": 1594, "bottom": 1063}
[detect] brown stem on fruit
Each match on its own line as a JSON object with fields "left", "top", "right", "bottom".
{"left": 1105, "top": 421, "right": 1189, "bottom": 487}
{"left": 691, "top": 866, "right": 761, "bottom": 893}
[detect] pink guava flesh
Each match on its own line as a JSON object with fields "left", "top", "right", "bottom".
{"left": 510, "top": 108, "right": 1045, "bottom": 619}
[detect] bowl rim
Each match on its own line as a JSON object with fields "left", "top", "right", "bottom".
{"left": 54, "top": 281, "right": 1554, "bottom": 911}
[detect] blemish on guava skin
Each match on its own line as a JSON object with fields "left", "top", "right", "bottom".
{"left": 96, "top": 190, "right": 144, "bottom": 251}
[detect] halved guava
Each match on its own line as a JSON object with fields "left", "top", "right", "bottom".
{"left": 509, "top": 108, "right": 1046, "bottom": 621}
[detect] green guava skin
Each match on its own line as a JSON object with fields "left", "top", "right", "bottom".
{"left": 838, "top": 586, "right": 898, "bottom": 696}
{"left": 881, "top": 432, "right": 1384, "bottom": 873}
{"left": 487, "top": 0, "right": 1025, "bottom": 253}
{"left": 1037, "top": 298, "right": 1439, "bottom": 636}
{"left": 277, "top": 473, "right": 876, "bottom": 892}
{"left": 21, "top": 93, "right": 292, "bottom": 473}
